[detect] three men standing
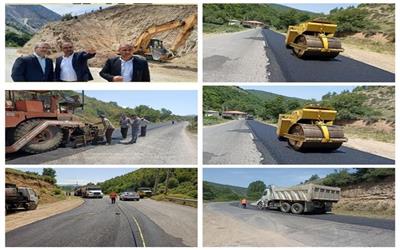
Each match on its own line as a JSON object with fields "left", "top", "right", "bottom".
{"left": 11, "top": 42, "right": 54, "bottom": 82}
{"left": 55, "top": 42, "right": 96, "bottom": 82}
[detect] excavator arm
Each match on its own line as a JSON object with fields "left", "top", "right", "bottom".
{"left": 170, "top": 14, "right": 197, "bottom": 52}
{"left": 133, "top": 19, "right": 184, "bottom": 54}
{"left": 132, "top": 14, "right": 197, "bottom": 60}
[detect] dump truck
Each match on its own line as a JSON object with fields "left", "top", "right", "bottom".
{"left": 255, "top": 184, "right": 340, "bottom": 214}
{"left": 276, "top": 106, "right": 347, "bottom": 151}
{"left": 137, "top": 187, "right": 153, "bottom": 198}
{"left": 133, "top": 14, "right": 197, "bottom": 61}
{"left": 6, "top": 183, "right": 39, "bottom": 212}
{"left": 285, "top": 19, "right": 344, "bottom": 59}
{"left": 6, "top": 91, "right": 103, "bottom": 154}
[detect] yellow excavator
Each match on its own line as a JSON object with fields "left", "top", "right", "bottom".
{"left": 133, "top": 14, "right": 197, "bottom": 61}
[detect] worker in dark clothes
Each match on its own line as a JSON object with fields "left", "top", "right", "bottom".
{"left": 95, "top": 115, "right": 115, "bottom": 145}
{"left": 140, "top": 117, "right": 150, "bottom": 137}
{"left": 119, "top": 114, "right": 131, "bottom": 139}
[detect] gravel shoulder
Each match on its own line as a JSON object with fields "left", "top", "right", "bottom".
{"left": 6, "top": 196, "right": 84, "bottom": 232}
{"left": 124, "top": 198, "right": 197, "bottom": 246}
{"left": 203, "top": 28, "right": 268, "bottom": 82}
{"left": 204, "top": 202, "right": 395, "bottom": 247}
{"left": 203, "top": 120, "right": 262, "bottom": 164}
{"left": 204, "top": 203, "right": 301, "bottom": 247}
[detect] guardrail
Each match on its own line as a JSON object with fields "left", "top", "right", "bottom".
{"left": 165, "top": 196, "right": 197, "bottom": 207}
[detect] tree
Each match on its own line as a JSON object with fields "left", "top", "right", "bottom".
{"left": 42, "top": 168, "right": 56, "bottom": 178}
{"left": 247, "top": 180, "right": 266, "bottom": 200}
{"left": 304, "top": 174, "right": 320, "bottom": 184}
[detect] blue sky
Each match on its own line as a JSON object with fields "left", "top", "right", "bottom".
{"left": 204, "top": 168, "right": 355, "bottom": 187}
{"left": 242, "top": 86, "right": 355, "bottom": 101}
{"left": 43, "top": 4, "right": 114, "bottom": 16}
{"left": 17, "top": 168, "right": 135, "bottom": 185}
{"left": 85, "top": 90, "right": 197, "bottom": 116}
{"left": 282, "top": 4, "right": 358, "bottom": 14}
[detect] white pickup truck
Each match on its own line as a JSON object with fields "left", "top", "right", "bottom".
{"left": 255, "top": 184, "right": 340, "bottom": 214}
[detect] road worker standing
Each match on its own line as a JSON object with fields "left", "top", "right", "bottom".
{"left": 109, "top": 191, "right": 117, "bottom": 204}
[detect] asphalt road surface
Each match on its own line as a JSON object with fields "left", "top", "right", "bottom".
{"left": 204, "top": 202, "right": 394, "bottom": 247}
{"left": 203, "top": 29, "right": 269, "bottom": 82}
{"left": 203, "top": 120, "right": 394, "bottom": 164}
{"left": 202, "top": 28, "right": 395, "bottom": 82}
{"left": 7, "top": 121, "right": 197, "bottom": 165}
{"left": 6, "top": 198, "right": 195, "bottom": 247}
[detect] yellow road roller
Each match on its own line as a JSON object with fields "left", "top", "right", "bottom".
{"left": 285, "top": 19, "right": 344, "bottom": 59}
{"left": 276, "top": 106, "right": 347, "bottom": 151}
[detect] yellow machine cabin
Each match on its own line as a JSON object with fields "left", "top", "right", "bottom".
{"left": 277, "top": 106, "right": 347, "bottom": 151}
{"left": 285, "top": 19, "right": 344, "bottom": 59}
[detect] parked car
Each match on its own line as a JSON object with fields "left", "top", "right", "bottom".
{"left": 119, "top": 191, "right": 140, "bottom": 201}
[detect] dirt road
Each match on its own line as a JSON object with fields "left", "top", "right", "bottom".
{"left": 6, "top": 196, "right": 83, "bottom": 232}
{"left": 6, "top": 48, "right": 196, "bottom": 82}
{"left": 204, "top": 202, "right": 394, "bottom": 247}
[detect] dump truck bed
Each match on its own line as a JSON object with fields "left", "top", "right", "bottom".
{"left": 270, "top": 184, "right": 340, "bottom": 202}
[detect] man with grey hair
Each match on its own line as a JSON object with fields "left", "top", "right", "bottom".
{"left": 99, "top": 43, "right": 150, "bottom": 82}
{"left": 11, "top": 42, "right": 54, "bottom": 81}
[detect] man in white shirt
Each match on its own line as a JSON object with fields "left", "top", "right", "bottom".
{"left": 100, "top": 44, "right": 150, "bottom": 82}
{"left": 55, "top": 42, "right": 96, "bottom": 82}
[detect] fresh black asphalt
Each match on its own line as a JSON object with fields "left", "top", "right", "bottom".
{"left": 247, "top": 120, "right": 394, "bottom": 164}
{"left": 6, "top": 198, "right": 185, "bottom": 247}
{"left": 6, "top": 121, "right": 174, "bottom": 164}
{"left": 262, "top": 29, "right": 395, "bottom": 82}
{"left": 230, "top": 202, "right": 394, "bottom": 231}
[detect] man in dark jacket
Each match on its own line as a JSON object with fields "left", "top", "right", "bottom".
{"left": 11, "top": 42, "right": 54, "bottom": 82}
{"left": 55, "top": 42, "right": 96, "bottom": 82}
{"left": 99, "top": 44, "right": 150, "bottom": 82}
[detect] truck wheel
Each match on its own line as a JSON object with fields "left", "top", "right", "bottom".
{"left": 257, "top": 201, "right": 264, "bottom": 210}
{"left": 280, "top": 202, "right": 291, "bottom": 213}
{"left": 291, "top": 203, "right": 304, "bottom": 214}
{"left": 24, "top": 202, "right": 38, "bottom": 210}
{"left": 15, "top": 119, "right": 63, "bottom": 154}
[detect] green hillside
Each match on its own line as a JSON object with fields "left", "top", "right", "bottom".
{"left": 203, "top": 181, "right": 247, "bottom": 201}
{"left": 203, "top": 4, "right": 319, "bottom": 32}
{"left": 99, "top": 168, "right": 197, "bottom": 199}
{"left": 203, "top": 86, "right": 305, "bottom": 119}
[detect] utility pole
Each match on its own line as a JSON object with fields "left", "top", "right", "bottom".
{"left": 164, "top": 169, "right": 170, "bottom": 195}
{"left": 153, "top": 169, "right": 160, "bottom": 194}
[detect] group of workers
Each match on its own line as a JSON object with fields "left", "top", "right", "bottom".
{"left": 11, "top": 41, "right": 150, "bottom": 82}
{"left": 96, "top": 113, "right": 150, "bottom": 145}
